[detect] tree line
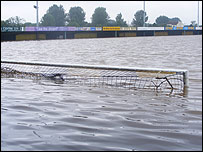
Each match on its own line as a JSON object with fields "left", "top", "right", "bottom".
{"left": 1, "top": 4, "right": 200, "bottom": 27}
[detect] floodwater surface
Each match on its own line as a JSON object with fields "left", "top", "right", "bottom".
{"left": 1, "top": 35, "right": 202, "bottom": 151}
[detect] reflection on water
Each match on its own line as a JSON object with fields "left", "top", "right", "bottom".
{"left": 1, "top": 35, "right": 202, "bottom": 151}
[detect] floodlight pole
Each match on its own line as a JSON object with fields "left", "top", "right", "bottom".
{"left": 143, "top": 1, "right": 145, "bottom": 27}
{"left": 36, "top": 1, "right": 39, "bottom": 27}
{"left": 197, "top": 1, "right": 199, "bottom": 27}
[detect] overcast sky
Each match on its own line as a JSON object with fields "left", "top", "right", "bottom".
{"left": 1, "top": 1, "right": 202, "bottom": 25}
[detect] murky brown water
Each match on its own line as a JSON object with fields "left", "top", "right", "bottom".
{"left": 1, "top": 35, "right": 202, "bottom": 151}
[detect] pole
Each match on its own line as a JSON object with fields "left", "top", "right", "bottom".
{"left": 197, "top": 1, "right": 199, "bottom": 27}
{"left": 36, "top": 1, "right": 39, "bottom": 27}
{"left": 64, "top": 31, "right": 66, "bottom": 39}
{"left": 143, "top": 1, "right": 145, "bottom": 27}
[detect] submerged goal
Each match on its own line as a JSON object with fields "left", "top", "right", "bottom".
{"left": 1, "top": 61, "right": 189, "bottom": 95}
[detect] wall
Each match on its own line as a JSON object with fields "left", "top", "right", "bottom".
{"left": 119, "top": 32, "right": 136, "bottom": 37}
{"left": 74, "top": 32, "right": 97, "bottom": 39}
{"left": 16, "top": 34, "right": 46, "bottom": 41}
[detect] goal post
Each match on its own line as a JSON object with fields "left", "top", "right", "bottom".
{"left": 1, "top": 60, "right": 189, "bottom": 94}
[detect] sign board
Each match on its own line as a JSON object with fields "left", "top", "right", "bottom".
{"left": 137, "top": 27, "right": 164, "bottom": 31}
{"left": 1, "top": 27, "right": 23, "bottom": 32}
{"left": 90, "top": 27, "right": 96, "bottom": 31}
{"left": 25, "top": 26, "right": 77, "bottom": 31}
{"left": 165, "top": 26, "right": 196, "bottom": 30}
{"left": 103, "top": 27, "right": 120, "bottom": 31}
{"left": 196, "top": 27, "right": 202, "bottom": 30}
{"left": 120, "top": 27, "right": 137, "bottom": 31}
{"left": 96, "top": 27, "right": 102, "bottom": 31}
{"left": 76, "top": 27, "right": 91, "bottom": 31}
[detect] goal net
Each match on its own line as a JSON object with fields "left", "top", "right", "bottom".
{"left": 1, "top": 61, "right": 188, "bottom": 95}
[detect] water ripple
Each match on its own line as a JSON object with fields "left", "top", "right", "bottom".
{"left": 1, "top": 35, "right": 202, "bottom": 151}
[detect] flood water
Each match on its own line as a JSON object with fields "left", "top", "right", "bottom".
{"left": 1, "top": 35, "right": 202, "bottom": 151}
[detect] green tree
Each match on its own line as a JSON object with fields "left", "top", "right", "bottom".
{"left": 107, "top": 19, "right": 117, "bottom": 26}
{"left": 167, "top": 17, "right": 182, "bottom": 26}
{"left": 155, "top": 15, "right": 170, "bottom": 26}
{"left": 115, "top": 13, "right": 128, "bottom": 27}
{"left": 170, "top": 17, "right": 181, "bottom": 23}
{"left": 67, "top": 6, "right": 86, "bottom": 26}
{"left": 1, "top": 20, "right": 9, "bottom": 27}
{"left": 67, "top": 21, "right": 80, "bottom": 27}
{"left": 2, "top": 16, "right": 25, "bottom": 27}
{"left": 131, "top": 10, "right": 148, "bottom": 27}
{"left": 155, "top": 16, "right": 182, "bottom": 26}
{"left": 23, "top": 22, "right": 36, "bottom": 27}
{"left": 190, "top": 21, "right": 197, "bottom": 27}
{"left": 91, "top": 7, "right": 109, "bottom": 26}
{"left": 41, "top": 4, "right": 67, "bottom": 26}
{"left": 41, "top": 14, "right": 55, "bottom": 26}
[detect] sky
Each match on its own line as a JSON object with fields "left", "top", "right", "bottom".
{"left": 1, "top": 1, "right": 202, "bottom": 26}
